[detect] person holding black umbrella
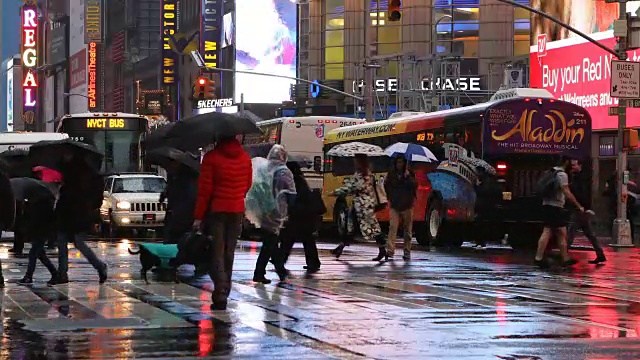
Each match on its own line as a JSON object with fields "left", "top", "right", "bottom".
{"left": 48, "top": 149, "right": 108, "bottom": 285}
{"left": 0, "top": 168, "right": 13, "bottom": 287}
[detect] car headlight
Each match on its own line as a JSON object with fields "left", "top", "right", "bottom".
{"left": 116, "top": 201, "right": 131, "bottom": 210}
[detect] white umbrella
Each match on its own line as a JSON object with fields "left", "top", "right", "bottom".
{"left": 384, "top": 142, "right": 438, "bottom": 162}
{"left": 326, "top": 142, "right": 386, "bottom": 157}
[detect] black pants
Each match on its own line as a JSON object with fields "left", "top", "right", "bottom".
{"left": 568, "top": 211, "right": 606, "bottom": 259}
{"left": 26, "top": 237, "right": 57, "bottom": 277}
{"left": 13, "top": 228, "right": 25, "bottom": 253}
{"left": 255, "top": 229, "right": 286, "bottom": 277}
{"left": 206, "top": 212, "right": 242, "bottom": 303}
{"left": 280, "top": 224, "right": 321, "bottom": 270}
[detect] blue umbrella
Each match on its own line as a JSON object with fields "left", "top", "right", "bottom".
{"left": 384, "top": 142, "right": 438, "bottom": 163}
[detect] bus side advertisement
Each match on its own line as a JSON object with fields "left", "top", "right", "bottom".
{"left": 483, "top": 100, "right": 592, "bottom": 159}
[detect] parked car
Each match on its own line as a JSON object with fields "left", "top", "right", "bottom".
{"left": 100, "top": 173, "right": 167, "bottom": 237}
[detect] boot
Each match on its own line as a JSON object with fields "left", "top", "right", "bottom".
{"left": 372, "top": 246, "right": 388, "bottom": 261}
{"left": 331, "top": 244, "right": 345, "bottom": 259}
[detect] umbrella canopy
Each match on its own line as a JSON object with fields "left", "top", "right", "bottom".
{"left": 287, "top": 154, "right": 313, "bottom": 169}
{"left": 147, "top": 147, "right": 200, "bottom": 173}
{"left": 164, "top": 112, "right": 261, "bottom": 152}
{"left": 28, "top": 138, "right": 104, "bottom": 172}
{"left": 144, "top": 122, "right": 175, "bottom": 151}
{"left": 10, "top": 177, "right": 55, "bottom": 202}
{"left": 326, "top": 142, "right": 386, "bottom": 157}
{"left": 384, "top": 142, "right": 438, "bottom": 163}
{"left": 0, "top": 149, "right": 32, "bottom": 178}
{"left": 464, "top": 157, "right": 497, "bottom": 176}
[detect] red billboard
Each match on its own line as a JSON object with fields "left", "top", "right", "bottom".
{"left": 530, "top": 31, "right": 640, "bottom": 130}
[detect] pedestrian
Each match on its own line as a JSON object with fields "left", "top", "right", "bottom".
{"left": 50, "top": 151, "right": 108, "bottom": 285}
{"left": 193, "top": 135, "right": 252, "bottom": 311}
{"left": 330, "top": 153, "right": 385, "bottom": 259}
{"left": 566, "top": 159, "right": 606, "bottom": 264}
{"left": 534, "top": 156, "right": 580, "bottom": 268}
{"left": 278, "top": 161, "right": 323, "bottom": 274}
{"left": 161, "top": 159, "right": 198, "bottom": 244}
{"left": 33, "top": 166, "right": 62, "bottom": 249}
{"left": 16, "top": 183, "right": 58, "bottom": 285}
{"left": 473, "top": 166, "right": 503, "bottom": 248}
{"left": 0, "top": 168, "right": 12, "bottom": 287}
{"left": 384, "top": 155, "right": 417, "bottom": 260}
{"left": 246, "top": 145, "right": 295, "bottom": 284}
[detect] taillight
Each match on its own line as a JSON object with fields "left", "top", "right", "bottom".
{"left": 496, "top": 163, "right": 507, "bottom": 171}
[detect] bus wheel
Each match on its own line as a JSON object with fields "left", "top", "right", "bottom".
{"left": 420, "top": 199, "right": 442, "bottom": 246}
{"left": 333, "top": 202, "right": 349, "bottom": 240}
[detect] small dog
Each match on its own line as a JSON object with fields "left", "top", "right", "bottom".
{"left": 128, "top": 243, "right": 179, "bottom": 284}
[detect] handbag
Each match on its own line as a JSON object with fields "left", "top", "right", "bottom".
{"left": 372, "top": 176, "right": 388, "bottom": 212}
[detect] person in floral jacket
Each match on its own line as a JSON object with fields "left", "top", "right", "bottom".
{"left": 331, "top": 153, "right": 386, "bottom": 260}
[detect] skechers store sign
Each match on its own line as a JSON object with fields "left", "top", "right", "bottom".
{"left": 197, "top": 98, "right": 233, "bottom": 109}
{"left": 352, "top": 77, "right": 482, "bottom": 93}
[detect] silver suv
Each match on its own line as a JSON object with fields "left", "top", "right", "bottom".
{"left": 100, "top": 173, "right": 167, "bottom": 237}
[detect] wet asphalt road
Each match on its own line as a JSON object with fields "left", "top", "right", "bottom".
{"left": 1, "top": 236, "right": 640, "bottom": 359}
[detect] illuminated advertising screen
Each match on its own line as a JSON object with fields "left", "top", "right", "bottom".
{"left": 529, "top": 1, "right": 640, "bottom": 130}
{"left": 161, "top": 0, "right": 177, "bottom": 86}
{"left": 235, "top": 0, "right": 297, "bottom": 104}
{"left": 223, "top": 12, "right": 234, "bottom": 48}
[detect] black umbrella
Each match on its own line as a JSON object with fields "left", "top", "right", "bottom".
{"left": 287, "top": 154, "right": 313, "bottom": 169}
{"left": 28, "top": 138, "right": 104, "bottom": 172}
{"left": 10, "top": 177, "right": 55, "bottom": 202}
{"left": 147, "top": 147, "right": 200, "bottom": 173}
{"left": 163, "top": 112, "right": 261, "bottom": 152}
{"left": 0, "top": 170, "right": 15, "bottom": 230}
{"left": 0, "top": 149, "right": 32, "bottom": 178}
{"left": 144, "top": 123, "right": 175, "bottom": 151}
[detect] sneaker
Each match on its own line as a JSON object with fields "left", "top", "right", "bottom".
{"left": 17, "top": 277, "right": 33, "bottom": 285}
{"left": 47, "top": 275, "right": 69, "bottom": 286}
{"left": 588, "top": 257, "right": 606, "bottom": 265}
{"left": 210, "top": 301, "right": 227, "bottom": 311}
{"left": 252, "top": 276, "right": 271, "bottom": 284}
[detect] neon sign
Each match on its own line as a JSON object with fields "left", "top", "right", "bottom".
{"left": 22, "top": 5, "right": 38, "bottom": 113}
{"left": 88, "top": 42, "right": 98, "bottom": 110}
{"left": 161, "top": 0, "right": 177, "bottom": 85}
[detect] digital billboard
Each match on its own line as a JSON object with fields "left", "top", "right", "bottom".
{"left": 235, "top": 0, "right": 297, "bottom": 104}
{"left": 531, "top": 0, "right": 640, "bottom": 44}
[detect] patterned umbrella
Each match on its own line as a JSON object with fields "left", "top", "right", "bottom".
{"left": 326, "top": 142, "right": 386, "bottom": 157}
{"left": 384, "top": 142, "right": 438, "bottom": 163}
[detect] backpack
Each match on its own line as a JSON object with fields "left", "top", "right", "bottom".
{"left": 535, "top": 168, "right": 561, "bottom": 199}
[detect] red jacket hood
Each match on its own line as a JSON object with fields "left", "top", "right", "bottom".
{"left": 215, "top": 140, "right": 245, "bottom": 158}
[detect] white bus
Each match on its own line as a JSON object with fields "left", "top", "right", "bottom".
{"left": 0, "top": 132, "right": 69, "bottom": 153}
{"left": 242, "top": 116, "right": 365, "bottom": 189}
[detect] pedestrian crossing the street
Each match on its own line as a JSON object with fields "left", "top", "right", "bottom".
{"left": 1, "top": 241, "right": 640, "bottom": 359}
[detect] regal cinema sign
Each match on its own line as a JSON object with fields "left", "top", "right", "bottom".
{"left": 22, "top": 4, "right": 38, "bottom": 110}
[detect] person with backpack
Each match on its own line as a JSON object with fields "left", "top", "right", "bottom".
{"left": 534, "top": 156, "right": 581, "bottom": 268}
{"left": 193, "top": 135, "right": 252, "bottom": 311}
{"left": 245, "top": 145, "right": 295, "bottom": 284}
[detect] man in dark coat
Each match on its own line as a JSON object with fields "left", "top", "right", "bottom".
{"left": 0, "top": 168, "right": 13, "bottom": 287}
{"left": 160, "top": 160, "right": 198, "bottom": 244}
{"left": 50, "top": 156, "right": 107, "bottom": 285}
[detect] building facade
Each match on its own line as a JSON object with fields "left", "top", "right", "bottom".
{"left": 294, "top": 0, "right": 530, "bottom": 117}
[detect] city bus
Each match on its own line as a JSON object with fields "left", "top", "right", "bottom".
{"left": 322, "top": 96, "right": 592, "bottom": 250}
{"left": 0, "top": 132, "right": 68, "bottom": 152}
{"left": 241, "top": 116, "right": 365, "bottom": 189}
{"left": 57, "top": 113, "right": 149, "bottom": 174}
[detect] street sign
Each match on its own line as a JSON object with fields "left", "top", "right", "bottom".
{"left": 627, "top": 99, "right": 640, "bottom": 107}
{"left": 609, "top": 106, "right": 620, "bottom": 116}
{"left": 611, "top": 60, "right": 640, "bottom": 98}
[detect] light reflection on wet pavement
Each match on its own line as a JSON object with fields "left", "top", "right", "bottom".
{"left": 1, "top": 238, "right": 640, "bottom": 359}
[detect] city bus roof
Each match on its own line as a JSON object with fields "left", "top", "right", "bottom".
{"left": 62, "top": 112, "right": 148, "bottom": 119}
{"left": 257, "top": 116, "right": 366, "bottom": 127}
{"left": 324, "top": 101, "right": 498, "bottom": 144}
{"left": 0, "top": 132, "right": 68, "bottom": 144}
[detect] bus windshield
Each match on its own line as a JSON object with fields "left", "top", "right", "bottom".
{"left": 58, "top": 115, "right": 148, "bottom": 174}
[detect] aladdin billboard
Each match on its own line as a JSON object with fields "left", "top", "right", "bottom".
{"left": 530, "top": 1, "right": 640, "bottom": 130}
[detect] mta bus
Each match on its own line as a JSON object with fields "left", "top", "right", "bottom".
{"left": 57, "top": 113, "right": 149, "bottom": 174}
{"left": 241, "top": 116, "right": 365, "bottom": 189}
{"left": 322, "top": 96, "right": 592, "bottom": 250}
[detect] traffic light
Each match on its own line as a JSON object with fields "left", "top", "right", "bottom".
{"left": 624, "top": 128, "right": 639, "bottom": 149}
{"left": 388, "top": 0, "right": 401, "bottom": 21}
{"left": 193, "top": 77, "right": 216, "bottom": 100}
